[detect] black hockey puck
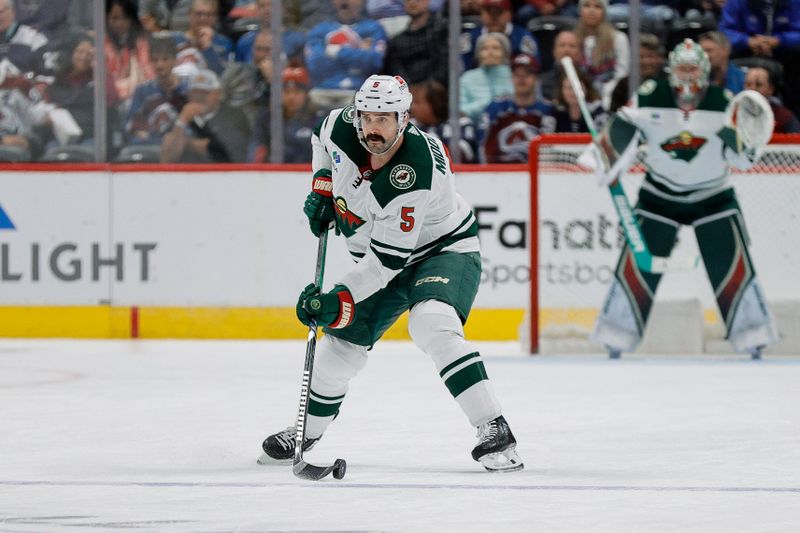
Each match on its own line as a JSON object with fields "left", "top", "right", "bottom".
{"left": 332, "top": 458, "right": 347, "bottom": 479}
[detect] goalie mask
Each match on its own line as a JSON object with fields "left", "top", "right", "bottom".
{"left": 354, "top": 75, "right": 412, "bottom": 154}
{"left": 667, "top": 39, "right": 710, "bottom": 107}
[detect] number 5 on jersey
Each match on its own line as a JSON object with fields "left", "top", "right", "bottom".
{"left": 400, "top": 207, "right": 415, "bottom": 232}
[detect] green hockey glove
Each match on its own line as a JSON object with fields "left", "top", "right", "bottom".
{"left": 296, "top": 283, "right": 355, "bottom": 329}
{"left": 304, "top": 174, "right": 335, "bottom": 237}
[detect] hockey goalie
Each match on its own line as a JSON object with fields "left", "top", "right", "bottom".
{"left": 581, "top": 39, "right": 780, "bottom": 359}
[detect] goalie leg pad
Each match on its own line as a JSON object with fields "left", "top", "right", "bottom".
{"left": 306, "top": 334, "right": 368, "bottom": 439}
{"left": 592, "top": 206, "right": 680, "bottom": 353}
{"left": 694, "top": 209, "right": 779, "bottom": 353}
{"left": 409, "top": 299, "right": 501, "bottom": 427}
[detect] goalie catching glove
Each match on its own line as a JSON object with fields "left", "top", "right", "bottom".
{"left": 296, "top": 283, "right": 355, "bottom": 329}
{"left": 304, "top": 173, "right": 335, "bottom": 237}
{"left": 719, "top": 89, "right": 774, "bottom": 163}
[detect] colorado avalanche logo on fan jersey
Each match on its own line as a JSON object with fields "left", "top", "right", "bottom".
{"left": 660, "top": 131, "right": 707, "bottom": 162}
{"left": 334, "top": 196, "right": 366, "bottom": 237}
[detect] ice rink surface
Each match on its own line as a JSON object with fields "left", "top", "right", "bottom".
{"left": 1, "top": 339, "right": 799, "bottom": 533}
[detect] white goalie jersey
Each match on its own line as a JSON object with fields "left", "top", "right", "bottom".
{"left": 604, "top": 79, "right": 757, "bottom": 201}
{"left": 311, "top": 104, "right": 480, "bottom": 304}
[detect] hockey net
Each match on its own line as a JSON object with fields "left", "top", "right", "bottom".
{"left": 525, "top": 133, "right": 800, "bottom": 355}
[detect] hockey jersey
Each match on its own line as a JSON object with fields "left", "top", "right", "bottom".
{"left": 608, "top": 79, "right": 755, "bottom": 201}
{"left": 312, "top": 105, "right": 479, "bottom": 304}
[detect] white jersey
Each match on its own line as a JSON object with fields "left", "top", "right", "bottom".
{"left": 610, "top": 79, "right": 754, "bottom": 202}
{"left": 312, "top": 105, "right": 480, "bottom": 304}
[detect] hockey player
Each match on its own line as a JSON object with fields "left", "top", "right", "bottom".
{"left": 258, "top": 74, "right": 523, "bottom": 472}
{"left": 586, "top": 39, "right": 779, "bottom": 359}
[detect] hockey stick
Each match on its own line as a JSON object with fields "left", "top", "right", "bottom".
{"left": 560, "top": 57, "right": 698, "bottom": 274}
{"left": 293, "top": 228, "right": 347, "bottom": 481}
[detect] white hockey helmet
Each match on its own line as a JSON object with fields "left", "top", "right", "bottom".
{"left": 667, "top": 39, "right": 711, "bottom": 105}
{"left": 354, "top": 74, "right": 412, "bottom": 154}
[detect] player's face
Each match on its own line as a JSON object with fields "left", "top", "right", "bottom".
{"left": 360, "top": 111, "right": 399, "bottom": 152}
{"left": 673, "top": 63, "right": 701, "bottom": 85}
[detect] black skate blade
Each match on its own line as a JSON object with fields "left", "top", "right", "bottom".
{"left": 293, "top": 459, "right": 343, "bottom": 480}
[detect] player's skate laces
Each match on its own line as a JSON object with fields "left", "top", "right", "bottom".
{"left": 257, "top": 426, "right": 319, "bottom": 465}
{"left": 471, "top": 415, "right": 524, "bottom": 472}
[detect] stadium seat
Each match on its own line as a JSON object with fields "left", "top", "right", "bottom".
{"left": 0, "top": 145, "right": 31, "bottom": 162}
{"left": 114, "top": 145, "right": 162, "bottom": 163}
{"left": 39, "top": 144, "right": 95, "bottom": 163}
{"left": 527, "top": 16, "right": 577, "bottom": 72}
{"left": 667, "top": 16, "right": 718, "bottom": 51}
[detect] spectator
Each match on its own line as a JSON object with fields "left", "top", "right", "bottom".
{"left": 47, "top": 32, "right": 120, "bottom": 149}
{"left": 12, "top": 0, "right": 68, "bottom": 40}
{"left": 106, "top": 0, "right": 155, "bottom": 109}
{"left": 0, "top": 0, "right": 49, "bottom": 75}
{"left": 250, "top": 67, "right": 323, "bottom": 163}
{"left": 304, "top": 0, "right": 388, "bottom": 111}
{"left": 720, "top": 0, "right": 800, "bottom": 59}
{"left": 744, "top": 65, "right": 800, "bottom": 134}
{"left": 139, "top": 0, "right": 193, "bottom": 32}
{"left": 283, "top": 0, "right": 337, "bottom": 31}
{"left": 538, "top": 29, "right": 581, "bottom": 101}
{"left": 234, "top": 0, "right": 305, "bottom": 66}
{"left": 161, "top": 68, "right": 251, "bottom": 162}
{"left": 125, "top": 33, "right": 189, "bottom": 145}
{"left": 172, "top": 0, "right": 233, "bottom": 76}
{"left": 459, "top": 32, "right": 513, "bottom": 123}
{"left": 479, "top": 53, "right": 556, "bottom": 163}
{"left": 699, "top": 30, "right": 745, "bottom": 94}
{"left": 382, "top": 0, "right": 449, "bottom": 85}
{"left": 552, "top": 65, "right": 606, "bottom": 132}
{"left": 606, "top": 0, "right": 679, "bottom": 30}
{"left": 574, "top": 0, "right": 630, "bottom": 109}
{"left": 139, "top": 0, "right": 233, "bottom": 32}
{"left": 608, "top": 33, "right": 666, "bottom": 112}
{"left": 410, "top": 79, "right": 479, "bottom": 163}
{"left": 515, "top": 0, "right": 579, "bottom": 27}
{"left": 460, "top": 0, "right": 539, "bottom": 72}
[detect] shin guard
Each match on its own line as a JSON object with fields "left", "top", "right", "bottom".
{"left": 306, "top": 334, "right": 368, "bottom": 438}
{"left": 408, "top": 299, "right": 501, "bottom": 427}
{"left": 591, "top": 209, "right": 679, "bottom": 352}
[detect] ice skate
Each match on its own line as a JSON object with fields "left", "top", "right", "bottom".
{"left": 471, "top": 415, "right": 524, "bottom": 472}
{"left": 257, "top": 426, "right": 320, "bottom": 465}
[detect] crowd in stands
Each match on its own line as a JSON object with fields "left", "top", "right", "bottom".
{"left": 0, "top": 0, "right": 797, "bottom": 164}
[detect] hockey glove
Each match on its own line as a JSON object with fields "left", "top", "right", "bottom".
{"left": 304, "top": 174, "right": 335, "bottom": 237}
{"left": 296, "top": 283, "right": 355, "bottom": 329}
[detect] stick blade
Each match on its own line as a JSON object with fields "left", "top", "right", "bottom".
{"left": 292, "top": 458, "right": 347, "bottom": 480}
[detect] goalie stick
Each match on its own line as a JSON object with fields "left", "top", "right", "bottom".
{"left": 560, "top": 57, "right": 699, "bottom": 274}
{"left": 293, "top": 229, "right": 347, "bottom": 481}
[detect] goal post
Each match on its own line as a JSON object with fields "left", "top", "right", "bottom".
{"left": 526, "top": 133, "right": 800, "bottom": 355}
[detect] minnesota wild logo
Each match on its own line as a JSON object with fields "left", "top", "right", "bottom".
{"left": 660, "top": 131, "right": 707, "bottom": 162}
{"left": 342, "top": 105, "right": 356, "bottom": 124}
{"left": 389, "top": 164, "right": 416, "bottom": 189}
{"left": 334, "top": 196, "right": 366, "bottom": 237}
